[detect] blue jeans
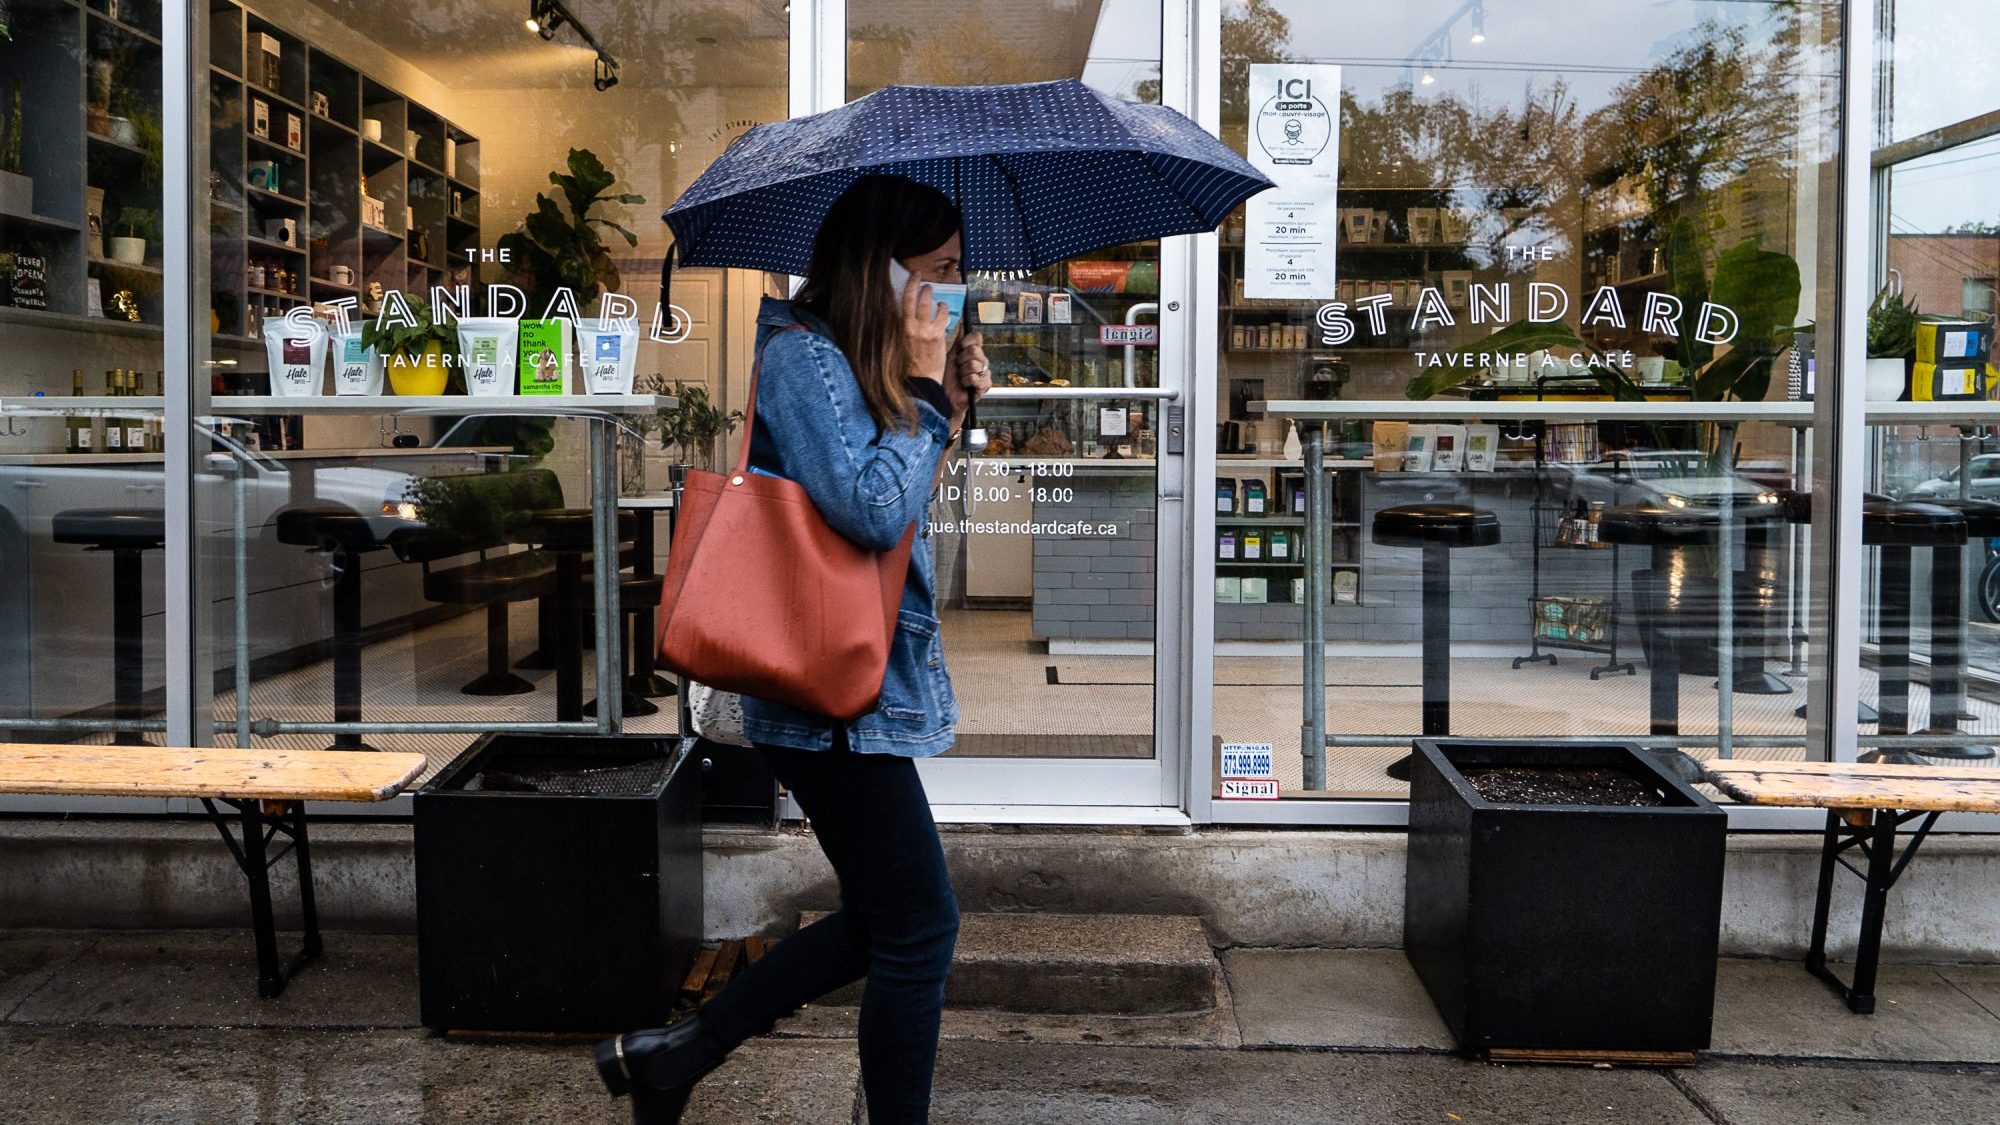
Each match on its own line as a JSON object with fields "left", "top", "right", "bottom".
{"left": 696, "top": 736, "right": 960, "bottom": 1124}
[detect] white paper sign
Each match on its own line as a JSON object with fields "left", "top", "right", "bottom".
{"left": 1243, "top": 63, "right": 1341, "bottom": 300}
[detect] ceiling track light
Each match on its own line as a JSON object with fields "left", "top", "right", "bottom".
{"left": 527, "top": 0, "right": 620, "bottom": 92}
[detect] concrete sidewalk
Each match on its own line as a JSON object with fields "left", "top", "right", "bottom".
{"left": 3, "top": 930, "right": 1998, "bottom": 1123}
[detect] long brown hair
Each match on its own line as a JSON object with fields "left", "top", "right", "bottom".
{"left": 795, "top": 175, "right": 962, "bottom": 433}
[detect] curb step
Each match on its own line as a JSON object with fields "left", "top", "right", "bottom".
{"left": 800, "top": 911, "right": 1218, "bottom": 1015}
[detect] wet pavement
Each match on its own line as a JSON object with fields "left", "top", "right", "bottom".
{"left": 3, "top": 930, "right": 1998, "bottom": 1124}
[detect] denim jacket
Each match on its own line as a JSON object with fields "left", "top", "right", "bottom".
{"left": 736, "top": 296, "right": 959, "bottom": 757}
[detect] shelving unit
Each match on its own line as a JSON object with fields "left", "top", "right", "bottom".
{"left": 207, "top": 0, "right": 481, "bottom": 353}
{"left": 1512, "top": 504, "right": 1635, "bottom": 679}
{"left": 1214, "top": 460, "right": 1365, "bottom": 625}
{"left": 0, "top": 1, "right": 162, "bottom": 332}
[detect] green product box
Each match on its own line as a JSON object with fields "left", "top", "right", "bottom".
{"left": 518, "top": 318, "right": 571, "bottom": 395}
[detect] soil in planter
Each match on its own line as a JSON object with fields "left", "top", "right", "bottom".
{"left": 462, "top": 756, "right": 673, "bottom": 796}
{"left": 1460, "top": 765, "right": 1668, "bottom": 807}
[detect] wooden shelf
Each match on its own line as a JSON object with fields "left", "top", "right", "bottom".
{"left": 0, "top": 306, "right": 161, "bottom": 338}
{"left": 247, "top": 134, "right": 306, "bottom": 159}
{"left": 89, "top": 257, "right": 165, "bottom": 277}
{"left": 246, "top": 185, "right": 307, "bottom": 209}
{"left": 0, "top": 211, "right": 84, "bottom": 234}
{"left": 246, "top": 235, "right": 306, "bottom": 256}
{"left": 244, "top": 81, "right": 307, "bottom": 116}
{"left": 86, "top": 9, "right": 163, "bottom": 47}
{"left": 85, "top": 131, "right": 149, "bottom": 159}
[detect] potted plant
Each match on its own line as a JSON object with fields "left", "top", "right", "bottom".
{"left": 1404, "top": 738, "right": 1726, "bottom": 1058}
{"left": 1866, "top": 285, "right": 1919, "bottom": 402}
{"left": 109, "top": 210, "right": 154, "bottom": 264}
{"left": 0, "top": 80, "right": 31, "bottom": 218}
{"left": 362, "top": 304, "right": 458, "bottom": 396}
{"left": 641, "top": 375, "right": 742, "bottom": 473}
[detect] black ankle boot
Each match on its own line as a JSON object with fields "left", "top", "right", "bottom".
{"left": 595, "top": 1014, "right": 729, "bottom": 1125}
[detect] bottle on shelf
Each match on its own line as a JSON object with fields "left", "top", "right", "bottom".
{"left": 124, "top": 371, "right": 147, "bottom": 453}
{"left": 67, "top": 369, "right": 92, "bottom": 455}
{"left": 102, "top": 369, "right": 125, "bottom": 452}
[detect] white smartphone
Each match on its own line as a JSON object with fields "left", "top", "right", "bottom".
{"left": 889, "top": 257, "right": 965, "bottom": 339}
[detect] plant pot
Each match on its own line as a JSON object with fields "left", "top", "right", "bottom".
{"left": 0, "top": 171, "right": 33, "bottom": 218}
{"left": 414, "top": 733, "right": 702, "bottom": 1032}
{"left": 1866, "top": 356, "right": 1909, "bottom": 402}
{"left": 108, "top": 236, "right": 146, "bottom": 265}
{"left": 1404, "top": 738, "right": 1726, "bottom": 1055}
{"left": 108, "top": 116, "right": 138, "bottom": 146}
{"left": 386, "top": 340, "right": 450, "bottom": 395}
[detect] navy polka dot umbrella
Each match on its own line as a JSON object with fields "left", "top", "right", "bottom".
{"left": 664, "top": 79, "right": 1274, "bottom": 275}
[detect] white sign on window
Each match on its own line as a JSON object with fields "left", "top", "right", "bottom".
{"left": 1243, "top": 63, "right": 1341, "bottom": 301}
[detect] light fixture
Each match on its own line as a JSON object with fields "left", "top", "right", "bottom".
{"left": 527, "top": 0, "right": 621, "bottom": 93}
{"left": 1420, "top": 69, "right": 1435, "bottom": 85}
{"left": 1470, "top": 7, "right": 1486, "bottom": 44}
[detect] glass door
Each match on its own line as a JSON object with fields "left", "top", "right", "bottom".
{"left": 846, "top": 0, "right": 1185, "bottom": 809}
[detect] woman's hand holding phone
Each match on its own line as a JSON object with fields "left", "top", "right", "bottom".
{"left": 899, "top": 271, "right": 951, "bottom": 383}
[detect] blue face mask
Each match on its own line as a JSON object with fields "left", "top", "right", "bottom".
{"left": 890, "top": 257, "right": 965, "bottom": 339}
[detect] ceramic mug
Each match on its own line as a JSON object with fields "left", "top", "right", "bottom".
{"left": 361, "top": 118, "right": 383, "bottom": 143}
{"left": 330, "top": 265, "right": 355, "bottom": 286}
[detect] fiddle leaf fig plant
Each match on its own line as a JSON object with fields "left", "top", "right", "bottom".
{"left": 496, "top": 147, "right": 645, "bottom": 311}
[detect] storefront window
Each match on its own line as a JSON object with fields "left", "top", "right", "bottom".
{"left": 190, "top": 1, "right": 786, "bottom": 761}
{"left": 849, "top": 1, "right": 1171, "bottom": 768}
{"left": 0, "top": 2, "right": 169, "bottom": 747}
{"left": 1882, "top": 0, "right": 2000, "bottom": 146}
{"left": 1864, "top": 0, "right": 1999, "bottom": 763}
{"left": 1209, "top": 0, "right": 1842, "bottom": 799}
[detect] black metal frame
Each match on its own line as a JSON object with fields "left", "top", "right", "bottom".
{"left": 1514, "top": 503, "right": 1636, "bottom": 679}
{"left": 199, "top": 797, "right": 322, "bottom": 998}
{"left": 1804, "top": 806, "right": 1941, "bottom": 1015}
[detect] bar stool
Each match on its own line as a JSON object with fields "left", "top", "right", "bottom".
{"left": 1374, "top": 503, "right": 1500, "bottom": 781}
{"left": 51, "top": 508, "right": 164, "bottom": 745}
{"left": 1916, "top": 498, "right": 2000, "bottom": 755}
{"left": 1601, "top": 504, "right": 1721, "bottom": 738}
{"left": 580, "top": 572, "right": 665, "bottom": 719}
{"left": 509, "top": 508, "right": 636, "bottom": 722}
{"left": 276, "top": 507, "right": 387, "bottom": 750}
{"left": 1858, "top": 502, "right": 1966, "bottom": 764}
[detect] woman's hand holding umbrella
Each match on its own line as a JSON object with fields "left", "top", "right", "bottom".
{"left": 945, "top": 331, "right": 991, "bottom": 437}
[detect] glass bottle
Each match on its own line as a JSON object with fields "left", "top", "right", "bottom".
{"left": 68, "top": 369, "right": 91, "bottom": 454}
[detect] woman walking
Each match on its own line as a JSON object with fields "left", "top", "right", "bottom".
{"left": 596, "top": 174, "right": 991, "bottom": 1125}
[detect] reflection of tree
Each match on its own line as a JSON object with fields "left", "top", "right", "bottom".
{"left": 898, "top": 11, "right": 1097, "bottom": 87}
{"left": 1597, "top": 21, "right": 1801, "bottom": 376}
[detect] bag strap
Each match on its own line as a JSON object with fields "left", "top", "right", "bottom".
{"left": 734, "top": 322, "right": 811, "bottom": 476}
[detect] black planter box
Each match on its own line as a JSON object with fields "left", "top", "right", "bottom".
{"left": 1403, "top": 738, "right": 1727, "bottom": 1055}
{"left": 415, "top": 733, "right": 702, "bottom": 1033}
{"left": 694, "top": 739, "right": 781, "bottom": 827}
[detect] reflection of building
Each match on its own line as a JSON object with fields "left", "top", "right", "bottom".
{"left": 1889, "top": 234, "right": 2000, "bottom": 317}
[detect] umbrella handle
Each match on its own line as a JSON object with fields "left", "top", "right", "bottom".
{"left": 962, "top": 400, "right": 987, "bottom": 453}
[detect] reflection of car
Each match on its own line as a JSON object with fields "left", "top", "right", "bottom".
{"left": 1903, "top": 455, "right": 2000, "bottom": 501}
{"left": 199, "top": 418, "right": 430, "bottom": 546}
{"left": 1551, "top": 450, "right": 1782, "bottom": 512}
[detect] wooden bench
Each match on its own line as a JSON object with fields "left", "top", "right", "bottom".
{"left": 0, "top": 743, "right": 426, "bottom": 998}
{"left": 1703, "top": 760, "right": 2000, "bottom": 1014}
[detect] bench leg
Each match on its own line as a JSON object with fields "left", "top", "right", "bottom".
{"left": 240, "top": 800, "right": 285, "bottom": 998}
{"left": 1801, "top": 807, "right": 1941, "bottom": 1015}
{"left": 204, "top": 798, "right": 325, "bottom": 999}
